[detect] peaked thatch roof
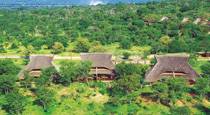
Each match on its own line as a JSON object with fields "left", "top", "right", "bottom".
{"left": 25, "top": 56, "right": 54, "bottom": 71}
{"left": 18, "top": 56, "right": 54, "bottom": 79}
{"left": 145, "top": 55, "right": 199, "bottom": 82}
{"left": 80, "top": 53, "right": 114, "bottom": 70}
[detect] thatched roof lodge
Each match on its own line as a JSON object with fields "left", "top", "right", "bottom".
{"left": 80, "top": 53, "right": 115, "bottom": 79}
{"left": 145, "top": 55, "right": 198, "bottom": 82}
{"left": 19, "top": 56, "right": 54, "bottom": 79}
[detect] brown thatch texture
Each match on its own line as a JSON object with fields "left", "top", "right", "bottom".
{"left": 80, "top": 53, "right": 114, "bottom": 75}
{"left": 19, "top": 56, "right": 54, "bottom": 79}
{"left": 145, "top": 55, "right": 199, "bottom": 82}
{"left": 81, "top": 53, "right": 114, "bottom": 69}
{"left": 25, "top": 56, "right": 54, "bottom": 71}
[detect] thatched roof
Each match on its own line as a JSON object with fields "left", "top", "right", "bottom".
{"left": 145, "top": 55, "right": 198, "bottom": 82}
{"left": 18, "top": 56, "right": 54, "bottom": 79}
{"left": 25, "top": 56, "right": 54, "bottom": 71}
{"left": 80, "top": 53, "right": 114, "bottom": 70}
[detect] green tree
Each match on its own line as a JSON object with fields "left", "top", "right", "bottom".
{"left": 89, "top": 41, "right": 107, "bottom": 53}
{"left": 120, "top": 39, "right": 132, "bottom": 49}
{"left": 76, "top": 61, "right": 92, "bottom": 81}
{"left": 19, "top": 45, "right": 34, "bottom": 65}
{"left": 141, "top": 46, "right": 151, "bottom": 64}
{"left": 166, "top": 78, "right": 188, "bottom": 101}
{"left": 152, "top": 82, "right": 170, "bottom": 103}
{"left": 2, "top": 42, "right": 12, "bottom": 52}
{"left": 59, "top": 61, "right": 91, "bottom": 85}
{"left": 115, "top": 63, "right": 148, "bottom": 78}
{"left": 0, "top": 59, "right": 20, "bottom": 75}
{"left": 0, "top": 44, "right": 6, "bottom": 53}
{"left": 170, "top": 106, "right": 191, "bottom": 115}
{"left": 51, "top": 42, "right": 64, "bottom": 54}
{"left": 0, "top": 75, "right": 17, "bottom": 94}
{"left": 193, "top": 77, "right": 210, "bottom": 98}
{"left": 35, "top": 87, "right": 55, "bottom": 111}
{"left": 200, "top": 62, "right": 210, "bottom": 77}
{"left": 159, "top": 35, "right": 172, "bottom": 52}
{"left": 2, "top": 92, "right": 27, "bottom": 115}
{"left": 111, "top": 75, "right": 141, "bottom": 96}
{"left": 59, "top": 61, "right": 77, "bottom": 85}
{"left": 122, "top": 51, "right": 131, "bottom": 59}
{"left": 74, "top": 37, "right": 91, "bottom": 53}
{"left": 36, "top": 67, "right": 58, "bottom": 86}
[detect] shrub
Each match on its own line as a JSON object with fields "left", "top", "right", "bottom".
{"left": 34, "top": 87, "right": 56, "bottom": 111}
{"left": 170, "top": 106, "right": 191, "bottom": 115}
{"left": 0, "top": 59, "right": 20, "bottom": 75}
{"left": 74, "top": 38, "right": 91, "bottom": 53}
{"left": 201, "top": 62, "right": 210, "bottom": 77}
{"left": 51, "top": 42, "right": 64, "bottom": 54}
{"left": 111, "top": 75, "right": 141, "bottom": 96}
{"left": 120, "top": 39, "right": 132, "bottom": 49}
{"left": 122, "top": 52, "right": 131, "bottom": 59}
{"left": 59, "top": 61, "right": 91, "bottom": 85}
{"left": 35, "top": 67, "right": 59, "bottom": 86}
{"left": 166, "top": 78, "right": 188, "bottom": 100}
{"left": 193, "top": 77, "right": 210, "bottom": 98}
{"left": 115, "top": 62, "right": 148, "bottom": 78}
{"left": 2, "top": 92, "right": 27, "bottom": 115}
{"left": 0, "top": 75, "right": 17, "bottom": 94}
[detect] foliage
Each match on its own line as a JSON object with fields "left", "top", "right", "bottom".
{"left": 0, "top": 75, "right": 17, "bottom": 94}
{"left": 0, "top": 0, "right": 209, "bottom": 53}
{"left": 59, "top": 61, "right": 91, "bottom": 85}
{"left": 152, "top": 82, "right": 169, "bottom": 101}
{"left": 120, "top": 38, "right": 132, "bottom": 49}
{"left": 22, "top": 105, "right": 45, "bottom": 115}
{"left": 35, "top": 67, "right": 58, "bottom": 86}
{"left": 35, "top": 87, "right": 56, "bottom": 111}
{"left": 159, "top": 35, "right": 172, "bottom": 52}
{"left": 19, "top": 45, "right": 34, "bottom": 65}
{"left": 20, "top": 72, "right": 33, "bottom": 89}
{"left": 111, "top": 75, "right": 142, "bottom": 96}
{"left": 1, "top": 92, "right": 27, "bottom": 115}
{"left": 200, "top": 62, "right": 210, "bottom": 76}
{"left": 74, "top": 38, "right": 91, "bottom": 53}
{"left": 170, "top": 106, "right": 191, "bottom": 115}
{"left": 52, "top": 42, "right": 65, "bottom": 54}
{"left": 89, "top": 41, "right": 107, "bottom": 52}
{"left": 193, "top": 77, "right": 210, "bottom": 98}
{"left": 189, "top": 53, "right": 198, "bottom": 67}
{"left": 166, "top": 77, "right": 188, "bottom": 101}
{"left": 122, "top": 51, "right": 131, "bottom": 59}
{"left": 0, "top": 59, "right": 20, "bottom": 75}
{"left": 115, "top": 62, "right": 148, "bottom": 78}
{"left": 0, "top": 0, "right": 209, "bottom": 114}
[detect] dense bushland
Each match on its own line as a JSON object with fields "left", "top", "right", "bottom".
{"left": 0, "top": 59, "right": 209, "bottom": 114}
{"left": 0, "top": 0, "right": 209, "bottom": 54}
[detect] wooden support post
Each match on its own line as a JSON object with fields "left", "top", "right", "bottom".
{"left": 96, "top": 67, "right": 98, "bottom": 80}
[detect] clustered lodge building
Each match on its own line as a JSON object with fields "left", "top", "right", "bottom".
{"left": 19, "top": 55, "right": 54, "bottom": 79}
{"left": 145, "top": 55, "right": 199, "bottom": 83}
{"left": 19, "top": 53, "right": 199, "bottom": 83}
{"left": 80, "top": 53, "right": 115, "bottom": 80}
